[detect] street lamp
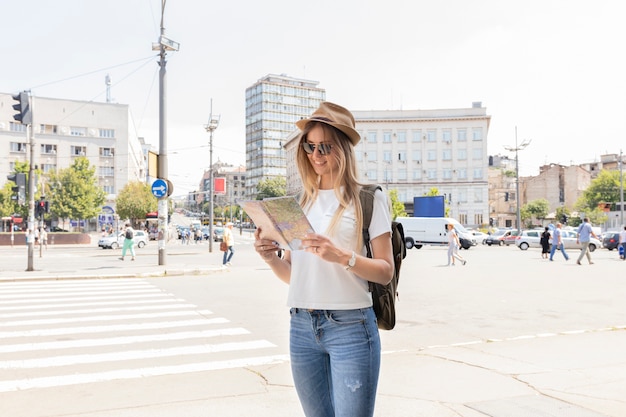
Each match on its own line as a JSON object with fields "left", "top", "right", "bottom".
{"left": 504, "top": 126, "right": 531, "bottom": 231}
{"left": 204, "top": 99, "right": 220, "bottom": 253}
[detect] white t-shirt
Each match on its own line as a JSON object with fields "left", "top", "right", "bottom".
{"left": 287, "top": 188, "right": 391, "bottom": 310}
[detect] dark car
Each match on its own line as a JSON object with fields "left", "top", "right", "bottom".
{"left": 603, "top": 232, "right": 620, "bottom": 250}
{"left": 485, "top": 230, "right": 507, "bottom": 246}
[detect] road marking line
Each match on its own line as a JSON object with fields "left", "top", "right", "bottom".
{"left": 0, "top": 354, "right": 290, "bottom": 393}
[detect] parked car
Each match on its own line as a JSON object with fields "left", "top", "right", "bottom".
{"left": 502, "top": 229, "right": 521, "bottom": 245}
{"left": 560, "top": 230, "right": 600, "bottom": 252}
{"left": 485, "top": 230, "right": 507, "bottom": 246}
{"left": 515, "top": 229, "right": 546, "bottom": 250}
{"left": 470, "top": 230, "right": 489, "bottom": 245}
{"left": 602, "top": 232, "right": 620, "bottom": 250}
{"left": 212, "top": 227, "right": 224, "bottom": 242}
{"left": 98, "top": 230, "right": 148, "bottom": 249}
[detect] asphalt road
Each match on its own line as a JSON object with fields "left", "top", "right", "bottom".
{"left": 0, "top": 239, "right": 625, "bottom": 417}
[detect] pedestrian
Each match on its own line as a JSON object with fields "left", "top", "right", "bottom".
{"left": 119, "top": 223, "right": 135, "bottom": 261}
{"left": 253, "top": 101, "right": 394, "bottom": 417}
{"left": 447, "top": 223, "right": 467, "bottom": 266}
{"left": 40, "top": 226, "right": 48, "bottom": 250}
{"left": 576, "top": 217, "right": 598, "bottom": 265}
{"left": 619, "top": 226, "right": 626, "bottom": 260}
{"left": 540, "top": 226, "right": 551, "bottom": 259}
{"left": 549, "top": 222, "right": 569, "bottom": 261}
{"left": 222, "top": 222, "right": 235, "bottom": 266}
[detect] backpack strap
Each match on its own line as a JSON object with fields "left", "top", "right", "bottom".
{"left": 359, "top": 184, "right": 382, "bottom": 258}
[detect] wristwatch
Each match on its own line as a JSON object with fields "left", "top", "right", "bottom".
{"left": 345, "top": 251, "right": 356, "bottom": 270}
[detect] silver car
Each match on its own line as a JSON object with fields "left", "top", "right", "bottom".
{"left": 98, "top": 230, "right": 148, "bottom": 249}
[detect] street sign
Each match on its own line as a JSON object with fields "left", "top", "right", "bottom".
{"left": 151, "top": 179, "right": 168, "bottom": 199}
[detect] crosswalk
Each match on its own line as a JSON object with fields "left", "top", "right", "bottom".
{"left": 0, "top": 278, "right": 288, "bottom": 393}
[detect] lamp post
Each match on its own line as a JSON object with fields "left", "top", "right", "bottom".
{"left": 504, "top": 126, "right": 531, "bottom": 231}
{"left": 204, "top": 99, "right": 220, "bottom": 253}
{"left": 620, "top": 149, "right": 624, "bottom": 226}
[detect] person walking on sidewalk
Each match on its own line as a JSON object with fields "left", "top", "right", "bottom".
{"left": 120, "top": 223, "right": 136, "bottom": 261}
{"left": 447, "top": 223, "right": 467, "bottom": 266}
{"left": 619, "top": 226, "right": 626, "bottom": 260}
{"left": 576, "top": 217, "right": 598, "bottom": 265}
{"left": 549, "top": 223, "right": 569, "bottom": 261}
{"left": 253, "top": 102, "right": 394, "bottom": 417}
{"left": 222, "top": 222, "right": 235, "bottom": 266}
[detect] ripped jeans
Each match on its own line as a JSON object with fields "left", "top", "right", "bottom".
{"left": 289, "top": 307, "right": 381, "bottom": 417}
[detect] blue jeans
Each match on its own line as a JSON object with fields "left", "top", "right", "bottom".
{"left": 289, "top": 307, "right": 381, "bottom": 417}
{"left": 222, "top": 246, "right": 234, "bottom": 264}
{"left": 549, "top": 243, "right": 568, "bottom": 260}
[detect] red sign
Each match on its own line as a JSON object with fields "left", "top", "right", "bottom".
{"left": 214, "top": 177, "right": 226, "bottom": 195}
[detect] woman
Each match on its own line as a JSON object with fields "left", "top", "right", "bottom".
{"left": 254, "top": 102, "right": 394, "bottom": 417}
{"left": 222, "top": 222, "right": 235, "bottom": 266}
{"left": 540, "top": 226, "right": 551, "bottom": 259}
{"left": 447, "top": 223, "right": 467, "bottom": 266}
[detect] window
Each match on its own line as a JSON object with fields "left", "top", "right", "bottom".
{"left": 99, "top": 129, "right": 115, "bottom": 138}
{"left": 383, "top": 151, "right": 392, "bottom": 163}
{"left": 474, "top": 189, "right": 483, "bottom": 202}
{"left": 458, "top": 149, "right": 467, "bottom": 160}
{"left": 412, "top": 130, "right": 422, "bottom": 142}
{"left": 39, "top": 124, "right": 58, "bottom": 134}
{"left": 10, "top": 142, "right": 27, "bottom": 153}
{"left": 398, "top": 169, "right": 407, "bottom": 180}
{"left": 367, "top": 170, "right": 377, "bottom": 180}
{"left": 398, "top": 151, "right": 407, "bottom": 162}
{"left": 41, "top": 144, "right": 57, "bottom": 154}
{"left": 457, "top": 129, "right": 467, "bottom": 142}
{"left": 100, "top": 147, "right": 115, "bottom": 157}
{"left": 355, "top": 150, "right": 363, "bottom": 162}
{"left": 472, "top": 148, "right": 483, "bottom": 160}
{"left": 70, "top": 126, "right": 87, "bottom": 136}
{"left": 472, "top": 128, "right": 483, "bottom": 141}
{"left": 71, "top": 146, "right": 86, "bottom": 156}
{"left": 103, "top": 185, "right": 115, "bottom": 194}
{"left": 367, "top": 151, "right": 377, "bottom": 162}
{"left": 473, "top": 168, "right": 483, "bottom": 179}
{"left": 442, "top": 169, "right": 452, "bottom": 179}
{"left": 475, "top": 214, "right": 483, "bottom": 225}
{"left": 413, "top": 169, "right": 422, "bottom": 180}
{"left": 427, "top": 150, "right": 437, "bottom": 161}
{"left": 397, "top": 131, "right": 406, "bottom": 143}
{"left": 459, "top": 214, "right": 468, "bottom": 224}
{"left": 10, "top": 122, "right": 26, "bottom": 132}
{"left": 427, "top": 169, "right": 437, "bottom": 180}
{"left": 458, "top": 168, "right": 467, "bottom": 179}
{"left": 383, "top": 132, "right": 392, "bottom": 143}
{"left": 442, "top": 149, "right": 452, "bottom": 160}
{"left": 383, "top": 169, "right": 392, "bottom": 182}
{"left": 42, "top": 164, "right": 56, "bottom": 173}
{"left": 367, "top": 132, "right": 377, "bottom": 143}
{"left": 442, "top": 130, "right": 451, "bottom": 143}
{"left": 412, "top": 150, "right": 422, "bottom": 162}
{"left": 426, "top": 130, "right": 436, "bottom": 142}
{"left": 99, "top": 166, "right": 114, "bottom": 176}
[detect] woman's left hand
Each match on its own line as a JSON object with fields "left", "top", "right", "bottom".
{"left": 302, "top": 233, "right": 346, "bottom": 263}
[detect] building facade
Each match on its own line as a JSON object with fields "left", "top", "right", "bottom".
{"left": 244, "top": 74, "right": 325, "bottom": 200}
{"left": 0, "top": 93, "right": 145, "bottom": 201}
{"left": 286, "top": 102, "right": 491, "bottom": 228}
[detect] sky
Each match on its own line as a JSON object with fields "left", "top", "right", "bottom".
{"left": 3, "top": 0, "right": 626, "bottom": 195}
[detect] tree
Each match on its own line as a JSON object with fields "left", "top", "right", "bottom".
{"left": 116, "top": 181, "right": 158, "bottom": 226}
{"left": 256, "top": 177, "right": 286, "bottom": 199}
{"left": 47, "top": 157, "right": 105, "bottom": 229}
{"left": 521, "top": 199, "right": 549, "bottom": 227}
{"left": 388, "top": 189, "right": 407, "bottom": 220}
{"left": 576, "top": 170, "right": 622, "bottom": 213}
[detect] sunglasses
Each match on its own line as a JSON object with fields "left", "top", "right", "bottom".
{"left": 302, "top": 142, "right": 333, "bottom": 155}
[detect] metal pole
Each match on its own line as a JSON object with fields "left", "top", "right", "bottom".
{"left": 27, "top": 121, "right": 35, "bottom": 271}
{"left": 157, "top": 7, "right": 168, "bottom": 266}
{"left": 619, "top": 149, "right": 624, "bottom": 228}
{"left": 209, "top": 127, "right": 214, "bottom": 253}
{"left": 515, "top": 129, "right": 521, "bottom": 231}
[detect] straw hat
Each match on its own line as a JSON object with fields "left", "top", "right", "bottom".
{"left": 296, "top": 101, "right": 360, "bottom": 146}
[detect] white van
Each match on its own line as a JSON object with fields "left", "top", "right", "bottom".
{"left": 396, "top": 217, "right": 475, "bottom": 250}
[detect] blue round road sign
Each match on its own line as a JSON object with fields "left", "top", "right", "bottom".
{"left": 151, "top": 179, "right": 168, "bottom": 198}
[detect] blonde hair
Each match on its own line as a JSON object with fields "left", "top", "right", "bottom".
{"left": 296, "top": 122, "right": 364, "bottom": 249}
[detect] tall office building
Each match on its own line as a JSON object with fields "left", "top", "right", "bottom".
{"left": 244, "top": 74, "right": 325, "bottom": 199}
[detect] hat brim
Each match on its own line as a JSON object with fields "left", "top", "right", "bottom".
{"left": 296, "top": 118, "right": 360, "bottom": 146}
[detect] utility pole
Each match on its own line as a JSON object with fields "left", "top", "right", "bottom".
{"left": 204, "top": 100, "right": 220, "bottom": 253}
{"left": 152, "top": 0, "right": 179, "bottom": 265}
{"left": 504, "top": 127, "right": 531, "bottom": 231}
{"left": 620, "top": 149, "right": 624, "bottom": 226}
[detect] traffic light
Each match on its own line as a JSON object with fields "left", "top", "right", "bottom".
{"left": 7, "top": 172, "right": 27, "bottom": 205}
{"left": 12, "top": 91, "right": 32, "bottom": 125}
{"left": 561, "top": 214, "right": 568, "bottom": 224}
{"left": 489, "top": 217, "right": 494, "bottom": 227}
